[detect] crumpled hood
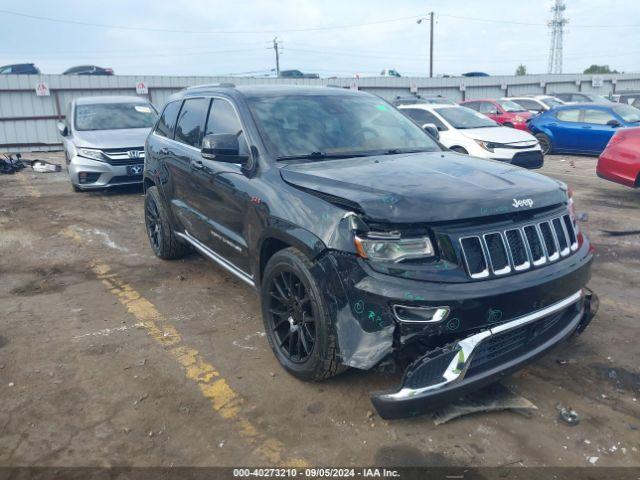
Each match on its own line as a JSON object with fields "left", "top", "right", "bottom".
{"left": 461, "top": 126, "right": 537, "bottom": 144}
{"left": 280, "top": 152, "right": 566, "bottom": 223}
{"left": 73, "top": 128, "right": 151, "bottom": 149}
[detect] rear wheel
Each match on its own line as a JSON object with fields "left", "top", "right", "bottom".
{"left": 535, "top": 133, "right": 552, "bottom": 155}
{"left": 144, "top": 186, "right": 189, "bottom": 259}
{"left": 450, "top": 146, "right": 468, "bottom": 154}
{"left": 261, "top": 247, "right": 345, "bottom": 381}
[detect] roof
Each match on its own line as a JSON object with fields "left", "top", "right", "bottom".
{"left": 74, "top": 96, "right": 150, "bottom": 105}
{"left": 398, "top": 103, "right": 459, "bottom": 110}
{"left": 170, "top": 84, "right": 368, "bottom": 103}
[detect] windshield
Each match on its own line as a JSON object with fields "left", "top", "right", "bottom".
{"left": 497, "top": 100, "right": 527, "bottom": 112}
{"left": 74, "top": 103, "right": 157, "bottom": 131}
{"left": 434, "top": 106, "right": 499, "bottom": 129}
{"left": 541, "top": 97, "right": 564, "bottom": 108}
{"left": 246, "top": 94, "right": 440, "bottom": 159}
{"left": 613, "top": 104, "right": 640, "bottom": 123}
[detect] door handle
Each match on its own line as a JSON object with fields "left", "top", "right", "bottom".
{"left": 190, "top": 159, "right": 204, "bottom": 170}
{"left": 582, "top": 126, "right": 592, "bottom": 129}
{"left": 159, "top": 147, "right": 169, "bottom": 155}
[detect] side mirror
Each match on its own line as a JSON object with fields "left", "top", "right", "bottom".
{"left": 607, "top": 119, "right": 621, "bottom": 128}
{"left": 422, "top": 123, "right": 440, "bottom": 140}
{"left": 201, "top": 133, "right": 248, "bottom": 164}
{"left": 57, "top": 121, "right": 69, "bottom": 137}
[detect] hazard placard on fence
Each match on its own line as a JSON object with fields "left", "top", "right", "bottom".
{"left": 136, "top": 81, "right": 148, "bottom": 95}
{"left": 35, "top": 82, "right": 50, "bottom": 97}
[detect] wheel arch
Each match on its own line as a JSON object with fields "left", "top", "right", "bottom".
{"left": 257, "top": 221, "right": 326, "bottom": 286}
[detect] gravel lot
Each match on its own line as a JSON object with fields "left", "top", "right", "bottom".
{"left": 0, "top": 152, "right": 638, "bottom": 468}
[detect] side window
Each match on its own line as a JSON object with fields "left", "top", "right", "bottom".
{"left": 402, "top": 108, "right": 447, "bottom": 131}
{"left": 478, "top": 102, "right": 497, "bottom": 114}
{"left": 556, "top": 109, "right": 581, "bottom": 122}
{"left": 514, "top": 99, "right": 539, "bottom": 111}
{"left": 583, "top": 109, "right": 615, "bottom": 125}
{"left": 0, "top": 66, "right": 12, "bottom": 73}
{"left": 205, "top": 99, "right": 249, "bottom": 154}
{"left": 174, "top": 98, "right": 210, "bottom": 148}
{"left": 155, "top": 101, "right": 182, "bottom": 139}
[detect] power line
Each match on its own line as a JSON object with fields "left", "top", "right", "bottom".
{"left": 0, "top": 9, "right": 422, "bottom": 34}
{"left": 438, "top": 13, "right": 640, "bottom": 28}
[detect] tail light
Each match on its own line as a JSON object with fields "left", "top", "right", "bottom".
{"left": 605, "top": 129, "right": 626, "bottom": 148}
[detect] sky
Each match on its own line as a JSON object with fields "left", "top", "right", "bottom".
{"left": 0, "top": 0, "right": 639, "bottom": 77}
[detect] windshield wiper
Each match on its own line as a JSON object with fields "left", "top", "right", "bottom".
{"left": 382, "top": 148, "right": 434, "bottom": 155}
{"left": 276, "top": 151, "right": 369, "bottom": 161}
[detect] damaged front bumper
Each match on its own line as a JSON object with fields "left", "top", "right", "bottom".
{"left": 371, "top": 289, "right": 598, "bottom": 419}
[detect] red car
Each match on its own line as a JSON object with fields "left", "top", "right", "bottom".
{"left": 597, "top": 127, "right": 640, "bottom": 188}
{"left": 459, "top": 98, "right": 532, "bottom": 130}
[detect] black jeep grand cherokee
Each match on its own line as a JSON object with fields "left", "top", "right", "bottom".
{"left": 143, "top": 84, "right": 597, "bottom": 419}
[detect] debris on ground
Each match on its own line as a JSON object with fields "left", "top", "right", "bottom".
{"left": 556, "top": 402, "right": 580, "bottom": 426}
{"left": 30, "top": 159, "right": 61, "bottom": 173}
{"left": 0, "top": 154, "right": 26, "bottom": 174}
{"left": 432, "top": 383, "right": 537, "bottom": 425}
{"left": 588, "top": 456, "right": 599, "bottom": 465}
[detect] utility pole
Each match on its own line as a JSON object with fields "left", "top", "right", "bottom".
{"left": 272, "top": 37, "right": 281, "bottom": 77}
{"left": 429, "top": 11, "right": 434, "bottom": 78}
{"left": 417, "top": 13, "right": 434, "bottom": 78}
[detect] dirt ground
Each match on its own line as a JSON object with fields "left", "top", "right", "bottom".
{"left": 1, "top": 152, "right": 639, "bottom": 468}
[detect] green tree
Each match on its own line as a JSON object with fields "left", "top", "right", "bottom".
{"left": 515, "top": 64, "right": 527, "bottom": 76}
{"left": 583, "top": 64, "right": 619, "bottom": 74}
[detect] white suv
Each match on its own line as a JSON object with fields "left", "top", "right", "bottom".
{"left": 399, "top": 103, "right": 543, "bottom": 169}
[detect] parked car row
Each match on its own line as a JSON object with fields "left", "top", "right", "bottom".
{"left": 0, "top": 63, "right": 114, "bottom": 75}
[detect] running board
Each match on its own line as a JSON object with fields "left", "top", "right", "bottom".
{"left": 175, "top": 231, "right": 256, "bottom": 288}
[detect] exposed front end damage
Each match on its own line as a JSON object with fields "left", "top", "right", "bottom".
{"left": 314, "top": 206, "right": 597, "bottom": 419}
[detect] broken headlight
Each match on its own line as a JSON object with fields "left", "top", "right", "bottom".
{"left": 77, "top": 148, "right": 106, "bottom": 162}
{"left": 354, "top": 232, "right": 435, "bottom": 263}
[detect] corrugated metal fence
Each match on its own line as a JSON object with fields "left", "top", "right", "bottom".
{"left": 2, "top": 72, "right": 640, "bottom": 152}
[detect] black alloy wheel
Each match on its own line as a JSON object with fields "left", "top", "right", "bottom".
{"left": 145, "top": 195, "right": 162, "bottom": 254}
{"left": 267, "top": 270, "right": 316, "bottom": 363}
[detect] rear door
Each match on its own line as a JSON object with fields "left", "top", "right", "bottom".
{"left": 162, "top": 97, "right": 211, "bottom": 234}
{"left": 580, "top": 108, "right": 618, "bottom": 153}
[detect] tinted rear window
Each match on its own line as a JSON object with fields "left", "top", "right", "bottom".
{"left": 155, "top": 101, "right": 182, "bottom": 138}
{"left": 74, "top": 103, "right": 157, "bottom": 131}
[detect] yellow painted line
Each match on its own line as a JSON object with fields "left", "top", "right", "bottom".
{"left": 16, "top": 171, "right": 41, "bottom": 198}
{"left": 60, "top": 227, "right": 308, "bottom": 467}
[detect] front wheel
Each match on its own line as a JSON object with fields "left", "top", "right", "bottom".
{"left": 535, "top": 133, "right": 553, "bottom": 155}
{"left": 261, "top": 248, "right": 345, "bottom": 381}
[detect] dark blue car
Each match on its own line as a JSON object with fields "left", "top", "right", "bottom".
{"left": 528, "top": 103, "right": 640, "bottom": 155}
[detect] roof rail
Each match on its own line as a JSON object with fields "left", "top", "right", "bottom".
{"left": 185, "top": 82, "right": 236, "bottom": 90}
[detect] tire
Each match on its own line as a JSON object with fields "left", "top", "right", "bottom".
{"left": 535, "top": 133, "right": 552, "bottom": 155}
{"left": 144, "top": 186, "right": 189, "bottom": 260}
{"left": 450, "top": 146, "right": 468, "bottom": 154}
{"left": 261, "top": 247, "right": 345, "bottom": 381}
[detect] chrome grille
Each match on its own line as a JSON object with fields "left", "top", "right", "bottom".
{"left": 460, "top": 213, "right": 578, "bottom": 279}
{"left": 101, "top": 147, "right": 145, "bottom": 166}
